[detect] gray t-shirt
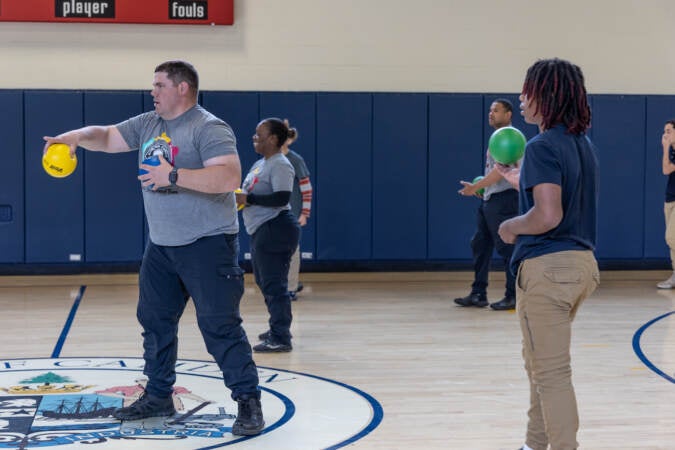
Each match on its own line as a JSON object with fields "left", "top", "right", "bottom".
{"left": 116, "top": 105, "right": 239, "bottom": 246}
{"left": 483, "top": 150, "right": 520, "bottom": 201}
{"left": 241, "top": 153, "right": 294, "bottom": 235}
{"left": 284, "top": 149, "right": 310, "bottom": 218}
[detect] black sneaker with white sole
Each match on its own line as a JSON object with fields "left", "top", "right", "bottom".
{"left": 253, "top": 339, "right": 292, "bottom": 353}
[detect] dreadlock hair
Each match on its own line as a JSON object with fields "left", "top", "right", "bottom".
{"left": 521, "top": 58, "right": 591, "bottom": 135}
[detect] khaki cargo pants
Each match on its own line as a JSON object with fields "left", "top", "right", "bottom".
{"left": 517, "top": 250, "right": 599, "bottom": 450}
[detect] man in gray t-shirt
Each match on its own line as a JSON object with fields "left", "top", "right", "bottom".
{"left": 117, "top": 104, "right": 240, "bottom": 246}
{"left": 456, "top": 98, "right": 520, "bottom": 311}
{"left": 42, "top": 60, "right": 264, "bottom": 436}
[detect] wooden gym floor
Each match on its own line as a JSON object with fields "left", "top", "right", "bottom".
{"left": 0, "top": 270, "right": 673, "bottom": 449}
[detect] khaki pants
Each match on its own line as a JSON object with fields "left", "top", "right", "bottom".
{"left": 288, "top": 245, "right": 300, "bottom": 292}
{"left": 517, "top": 250, "right": 599, "bottom": 450}
{"left": 664, "top": 202, "right": 675, "bottom": 270}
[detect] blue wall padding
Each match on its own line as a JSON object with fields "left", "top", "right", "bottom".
{"left": 372, "top": 94, "right": 428, "bottom": 259}
{"left": 0, "top": 91, "right": 25, "bottom": 263}
{"left": 428, "top": 94, "right": 483, "bottom": 259}
{"left": 4, "top": 90, "right": 675, "bottom": 267}
{"left": 316, "top": 93, "right": 373, "bottom": 260}
{"left": 84, "top": 91, "right": 145, "bottom": 262}
{"left": 202, "top": 91, "right": 260, "bottom": 256}
{"left": 644, "top": 96, "right": 673, "bottom": 259}
{"left": 24, "top": 91, "right": 84, "bottom": 263}
{"left": 592, "top": 95, "right": 646, "bottom": 259}
{"left": 259, "top": 92, "right": 317, "bottom": 259}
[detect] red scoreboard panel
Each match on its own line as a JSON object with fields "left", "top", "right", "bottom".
{"left": 0, "top": 0, "right": 234, "bottom": 25}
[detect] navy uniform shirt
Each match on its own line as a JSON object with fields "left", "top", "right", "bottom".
{"left": 510, "top": 125, "right": 599, "bottom": 273}
{"left": 666, "top": 145, "right": 675, "bottom": 202}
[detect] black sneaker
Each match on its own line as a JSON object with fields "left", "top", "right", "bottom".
{"left": 253, "top": 339, "right": 292, "bottom": 353}
{"left": 112, "top": 391, "right": 175, "bottom": 421}
{"left": 453, "top": 293, "right": 488, "bottom": 307}
{"left": 490, "top": 296, "right": 516, "bottom": 311}
{"left": 231, "top": 396, "right": 264, "bottom": 436}
{"left": 258, "top": 330, "right": 293, "bottom": 341}
{"left": 296, "top": 282, "right": 304, "bottom": 293}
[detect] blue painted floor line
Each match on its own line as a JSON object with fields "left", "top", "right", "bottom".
{"left": 632, "top": 310, "right": 675, "bottom": 384}
{"left": 51, "top": 285, "right": 87, "bottom": 358}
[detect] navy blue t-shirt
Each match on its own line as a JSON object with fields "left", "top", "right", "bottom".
{"left": 666, "top": 145, "right": 675, "bottom": 202}
{"left": 510, "top": 125, "right": 599, "bottom": 273}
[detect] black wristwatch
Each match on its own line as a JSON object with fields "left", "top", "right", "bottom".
{"left": 169, "top": 167, "right": 178, "bottom": 186}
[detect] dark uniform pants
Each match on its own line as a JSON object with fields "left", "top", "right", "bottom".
{"left": 138, "top": 233, "right": 259, "bottom": 400}
{"left": 250, "top": 210, "right": 301, "bottom": 346}
{"left": 471, "top": 189, "right": 518, "bottom": 298}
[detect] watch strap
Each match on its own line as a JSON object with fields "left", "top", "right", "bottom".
{"left": 169, "top": 167, "right": 178, "bottom": 186}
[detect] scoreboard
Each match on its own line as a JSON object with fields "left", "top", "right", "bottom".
{"left": 0, "top": 0, "right": 234, "bottom": 25}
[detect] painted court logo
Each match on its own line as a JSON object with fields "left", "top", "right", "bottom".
{"left": 0, "top": 358, "right": 382, "bottom": 449}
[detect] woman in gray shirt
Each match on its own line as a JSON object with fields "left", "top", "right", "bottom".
{"left": 236, "top": 118, "right": 300, "bottom": 352}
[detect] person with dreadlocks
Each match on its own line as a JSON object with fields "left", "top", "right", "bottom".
{"left": 497, "top": 58, "right": 600, "bottom": 450}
